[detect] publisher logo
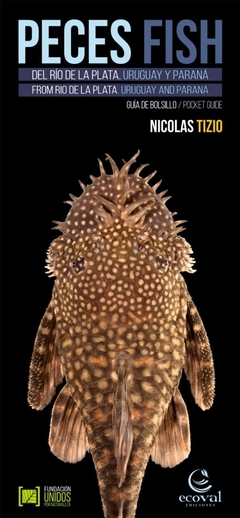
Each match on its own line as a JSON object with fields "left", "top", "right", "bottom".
{"left": 18, "top": 487, "right": 40, "bottom": 507}
{"left": 179, "top": 469, "right": 222, "bottom": 508}
{"left": 188, "top": 469, "right": 212, "bottom": 493}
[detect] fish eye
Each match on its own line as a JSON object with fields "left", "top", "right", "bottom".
{"left": 71, "top": 257, "right": 85, "bottom": 273}
{"left": 155, "top": 255, "right": 169, "bottom": 273}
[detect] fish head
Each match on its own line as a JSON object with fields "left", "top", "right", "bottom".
{"left": 46, "top": 150, "right": 195, "bottom": 332}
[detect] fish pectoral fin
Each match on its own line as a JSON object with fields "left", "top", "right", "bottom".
{"left": 49, "top": 384, "right": 89, "bottom": 463}
{"left": 28, "top": 297, "right": 64, "bottom": 410}
{"left": 151, "top": 388, "right": 190, "bottom": 468}
{"left": 185, "top": 293, "right": 215, "bottom": 410}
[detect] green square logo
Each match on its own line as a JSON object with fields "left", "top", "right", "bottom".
{"left": 18, "top": 486, "right": 40, "bottom": 507}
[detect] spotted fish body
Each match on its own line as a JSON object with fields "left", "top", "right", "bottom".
{"left": 28, "top": 151, "right": 215, "bottom": 518}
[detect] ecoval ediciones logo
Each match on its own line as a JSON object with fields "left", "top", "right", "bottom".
{"left": 179, "top": 469, "right": 222, "bottom": 507}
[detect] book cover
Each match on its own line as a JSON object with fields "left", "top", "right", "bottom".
{"left": 1, "top": 1, "right": 233, "bottom": 516}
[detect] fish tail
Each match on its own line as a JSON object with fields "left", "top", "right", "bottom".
{"left": 86, "top": 352, "right": 155, "bottom": 518}
{"left": 93, "top": 445, "right": 150, "bottom": 518}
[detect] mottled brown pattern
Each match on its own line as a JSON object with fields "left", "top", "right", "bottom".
{"left": 28, "top": 151, "right": 215, "bottom": 518}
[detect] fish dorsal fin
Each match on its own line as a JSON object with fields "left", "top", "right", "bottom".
{"left": 112, "top": 352, "right": 133, "bottom": 487}
{"left": 151, "top": 388, "right": 190, "bottom": 468}
{"left": 49, "top": 384, "right": 89, "bottom": 463}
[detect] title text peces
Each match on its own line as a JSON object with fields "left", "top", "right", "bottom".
{"left": 18, "top": 19, "right": 222, "bottom": 65}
